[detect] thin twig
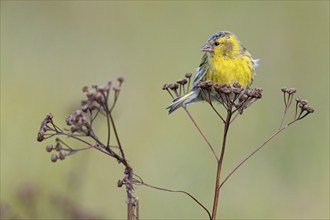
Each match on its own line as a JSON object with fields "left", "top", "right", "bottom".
{"left": 109, "top": 113, "right": 127, "bottom": 164}
{"left": 279, "top": 92, "right": 289, "bottom": 129}
{"left": 184, "top": 107, "right": 218, "bottom": 161}
{"left": 102, "top": 101, "right": 112, "bottom": 150}
{"left": 211, "top": 110, "right": 232, "bottom": 220}
{"left": 137, "top": 181, "right": 212, "bottom": 220}
{"left": 220, "top": 119, "right": 298, "bottom": 188}
{"left": 208, "top": 102, "right": 225, "bottom": 123}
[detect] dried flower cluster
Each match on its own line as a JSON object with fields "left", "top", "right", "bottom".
{"left": 37, "top": 77, "right": 126, "bottom": 162}
{"left": 36, "top": 76, "right": 139, "bottom": 219}
{"left": 280, "top": 87, "right": 314, "bottom": 125}
{"left": 197, "top": 81, "right": 262, "bottom": 114}
{"left": 163, "top": 74, "right": 263, "bottom": 122}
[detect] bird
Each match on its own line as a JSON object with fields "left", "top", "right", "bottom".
{"left": 167, "top": 31, "right": 259, "bottom": 114}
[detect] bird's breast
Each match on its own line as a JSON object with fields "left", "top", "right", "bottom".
{"left": 207, "top": 55, "right": 254, "bottom": 88}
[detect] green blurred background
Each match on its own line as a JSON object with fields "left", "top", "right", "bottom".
{"left": 1, "top": 1, "right": 329, "bottom": 219}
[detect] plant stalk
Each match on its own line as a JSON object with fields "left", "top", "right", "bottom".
{"left": 211, "top": 110, "right": 232, "bottom": 220}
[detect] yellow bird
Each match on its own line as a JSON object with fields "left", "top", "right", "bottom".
{"left": 167, "top": 31, "right": 259, "bottom": 114}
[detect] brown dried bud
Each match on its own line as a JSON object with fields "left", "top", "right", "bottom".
{"left": 169, "top": 83, "right": 179, "bottom": 90}
{"left": 220, "top": 84, "right": 231, "bottom": 94}
{"left": 162, "top": 83, "right": 169, "bottom": 90}
{"left": 37, "top": 130, "right": 45, "bottom": 142}
{"left": 86, "top": 91, "right": 94, "bottom": 99}
{"left": 176, "top": 78, "right": 188, "bottom": 85}
{"left": 197, "top": 82, "right": 205, "bottom": 89}
{"left": 185, "top": 72, "right": 193, "bottom": 78}
{"left": 82, "top": 86, "right": 89, "bottom": 93}
{"left": 117, "top": 179, "right": 123, "bottom": 187}
{"left": 246, "top": 89, "right": 256, "bottom": 97}
{"left": 287, "top": 88, "right": 296, "bottom": 94}
{"left": 74, "top": 110, "right": 82, "bottom": 117}
{"left": 239, "top": 93, "right": 248, "bottom": 102}
{"left": 205, "top": 80, "right": 213, "bottom": 87}
{"left": 45, "top": 113, "right": 53, "bottom": 121}
{"left": 66, "top": 115, "right": 73, "bottom": 125}
{"left": 54, "top": 142, "right": 62, "bottom": 151}
{"left": 59, "top": 150, "right": 66, "bottom": 160}
{"left": 232, "top": 83, "right": 243, "bottom": 94}
{"left": 281, "top": 87, "right": 296, "bottom": 94}
{"left": 117, "top": 76, "right": 125, "bottom": 83}
{"left": 51, "top": 154, "right": 58, "bottom": 162}
{"left": 213, "top": 83, "right": 221, "bottom": 92}
{"left": 300, "top": 99, "right": 308, "bottom": 106}
{"left": 46, "top": 144, "right": 53, "bottom": 152}
{"left": 253, "top": 88, "right": 263, "bottom": 99}
{"left": 303, "top": 105, "right": 314, "bottom": 113}
{"left": 198, "top": 81, "right": 213, "bottom": 89}
{"left": 95, "top": 91, "right": 104, "bottom": 103}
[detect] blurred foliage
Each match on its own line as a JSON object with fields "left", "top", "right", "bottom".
{"left": 1, "top": 1, "right": 329, "bottom": 219}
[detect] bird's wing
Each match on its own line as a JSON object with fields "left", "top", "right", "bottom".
{"left": 192, "top": 53, "right": 209, "bottom": 88}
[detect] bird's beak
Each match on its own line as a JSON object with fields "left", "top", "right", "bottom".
{"left": 201, "top": 42, "right": 213, "bottom": 52}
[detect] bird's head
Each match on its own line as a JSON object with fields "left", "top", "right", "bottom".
{"left": 201, "top": 31, "right": 243, "bottom": 57}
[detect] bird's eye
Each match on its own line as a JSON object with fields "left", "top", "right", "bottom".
{"left": 214, "top": 42, "right": 220, "bottom": 46}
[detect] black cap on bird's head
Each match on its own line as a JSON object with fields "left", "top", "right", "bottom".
{"left": 207, "top": 31, "right": 230, "bottom": 42}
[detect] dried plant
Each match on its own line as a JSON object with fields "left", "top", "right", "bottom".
{"left": 36, "top": 74, "right": 314, "bottom": 220}
{"left": 37, "top": 77, "right": 138, "bottom": 220}
{"left": 163, "top": 74, "right": 314, "bottom": 219}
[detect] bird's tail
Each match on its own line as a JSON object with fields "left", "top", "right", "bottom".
{"left": 167, "top": 90, "right": 199, "bottom": 114}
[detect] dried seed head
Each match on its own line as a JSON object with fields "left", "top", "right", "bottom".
{"left": 185, "top": 72, "right": 193, "bottom": 79}
{"left": 37, "top": 130, "right": 45, "bottom": 142}
{"left": 74, "top": 110, "right": 82, "bottom": 117}
{"left": 232, "top": 83, "right": 243, "bottom": 94}
{"left": 176, "top": 78, "right": 188, "bottom": 85}
{"left": 213, "top": 83, "right": 221, "bottom": 92}
{"left": 51, "top": 154, "right": 58, "bottom": 162}
{"left": 162, "top": 83, "right": 169, "bottom": 90}
{"left": 54, "top": 142, "right": 62, "bottom": 151}
{"left": 219, "top": 84, "right": 231, "bottom": 94}
{"left": 95, "top": 91, "right": 104, "bottom": 103}
{"left": 45, "top": 113, "right": 53, "bottom": 121}
{"left": 205, "top": 80, "right": 213, "bottom": 87}
{"left": 253, "top": 88, "right": 263, "bottom": 99}
{"left": 281, "top": 87, "right": 296, "bottom": 94}
{"left": 239, "top": 93, "right": 248, "bottom": 103}
{"left": 169, "top": 83, "right": 179, "bottom": 91}
{"left": 300, "top": 99, "right": 308, "bottom": 106}
{"left": 117, "top": 76, "right": 125, "bottom": 84}
{"left": 59, "top": 150, "right": 66, "bottom": 160}
{"left": 198, "top": 81, "right": 213, "bottom": 89}
{"left": 46, "top": 144, "right": 53, "bottom": 152}
{"left": 66, "top": 115, "right": 73, "bottom": 125}
{"left": 82, "top": 86, "right": 89, "bottom": 93}
{"left": 287, "top": 88, "right": 297, "bottom": 94}
{"left": 303, "top": 105, "right": 315, "bottom": 113}
{"left": 197, "top": 82, "right": 205, "bottom": 89}
{"left": 117, "top": 179, "right": 124, "bottom": 187}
